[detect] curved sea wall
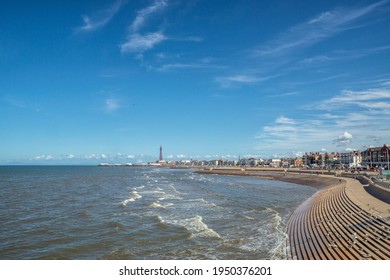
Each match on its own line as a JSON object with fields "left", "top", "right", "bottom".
{"left": 195, "top": 168, "right": 390, "bottom": 260}
{"left": 287, "top": 177, "right": 390, "bottom": 260}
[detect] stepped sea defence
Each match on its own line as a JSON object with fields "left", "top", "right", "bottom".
{"left": 196, "top": 167, "right": 390, "bottom": 260}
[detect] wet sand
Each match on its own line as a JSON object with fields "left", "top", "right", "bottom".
{"left": 196, "top": 167, "right": 390, "bottom": 259}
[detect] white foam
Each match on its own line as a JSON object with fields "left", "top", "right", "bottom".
{"left": 242, "top": 214, "right": 255, "bottom": 220}
{"left": 266, "top": 208, "right": 282, "bottom": 229}
{"left": 182, "top": 215, "right": 221, "bottom": 239}
{"left": 266, "top": 208, "right": 288, "bottom": 259}
{"left": 188, "top": 198, "right": 207, "bottom": 203}
{"left": 168, "top": 185, "right": 179, "bottom": 194}
{"left": 155, "top": 215, "right": 164, "bottom": 223}
{"left": 149, "top": 201, "right": 174, "bottom": 209}
{"left": 159, "top": 194, "right": 182, "bottom": 200}
{"left": 142, "top": 190, "right": 165, "bottom": 195}
{"left": 233, "top": 208, "right": 287, "bottom": 258}
{"left": 134, "top": 185, "right": 145, "bottom": 190}
{"left": 270, "top": 233, "right": 288, "bottom": 260}
{"left": 188, "top": 198, "right": 222, "bottom": 209}
{"left": 120, "top": 191, "right": 142, "bottom": 206}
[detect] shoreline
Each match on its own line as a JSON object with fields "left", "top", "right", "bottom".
{"left": 195, "top": 167, "right": 342, "bottom": 190}
{"left": 195, "top": 167, "right": 390, "bottom": 260}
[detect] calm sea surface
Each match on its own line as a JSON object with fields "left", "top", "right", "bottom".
{"left": 0, "top": 166, "right": 316, "bottom": 260}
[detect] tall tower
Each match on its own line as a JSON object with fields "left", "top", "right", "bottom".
{"left": 159, "top": 145, "right": 163, "bottom": 161}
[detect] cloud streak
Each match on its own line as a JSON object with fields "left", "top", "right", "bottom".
{"left": 131, "top": 0, "right": 167, "bottom": 33}
{"left": 316, "top": 86, "right": 390, "bottom": 111}
{"left": 256, "top": 80, "right": 390, "bottom": 155}
{"left": 253, "top": 0, "right": 388, "bottom": 57}
{"left": 120, "top": 32, "right": 167, "bottom": 53}
{"left": 75, "top": 0, "right": 126, "bottom": 32}
{"left": 215, "top": 2, "right": 389, "bottom": 90}
{"left": 297, "top": 45, "right": 390, "bottom": 69}
{"left": 215, "top": 74, "right": 276, "bottom": 88}
{"left": 120, "top": 0, "right": 168, "bottom": 54}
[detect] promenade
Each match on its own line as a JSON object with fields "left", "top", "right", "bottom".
{"left": 196, "top": 167, "right": 390, "bottom": 260}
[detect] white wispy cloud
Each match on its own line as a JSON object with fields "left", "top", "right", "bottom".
{"left": 316, "top": 87, "right": 390, "bottom": 110}
{"left": 75, "top": 0, "right": 126, "bottom": 32}
{"left": 149, "top": 60, "right": 226, "bottom": 72}
{"left": 253, "top": 1, "right": 388, "bottom": 57}
{"left": 175, "top": 36, "right": 204, "bottom": 42}
{"left": 287, "top": 74, "right": 349, "bottom": 87}
{"left": 298, "top": 45, "right": 390, "bottom": 68}
{"left": 275, "top": 116, "right": 296, "bottom": 125}
{"left": 105, "top": 98, "right": 120, "bottom": 112}
{"left": 257, "top": 117, "right": 345, "bottom": 154}
{"left": 120, "top": 32, "right": 167, "bottom": 53}
{"left": 131, "top": 0, "right": 167, "bottom": 32}
{"left": 298, "top": 55, "right": 334, "bottom": 66}
{"left": 120, "top": 0, "right": 168, "bottom": 54}
{"left": 215, "top": 74, "right": 275, "bottom": 88}
{"left": 256, "top": 80, "right": 390, "bottom": 155}
{"left": 268, "top": 91, "right": 300, "bottom": 98}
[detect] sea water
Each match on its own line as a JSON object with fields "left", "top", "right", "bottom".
{"left": 0, "top": 166, "right": 316, "bottom": 260}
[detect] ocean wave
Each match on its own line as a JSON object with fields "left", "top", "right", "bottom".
{"left": 234, "top": 212, "right": 255, "bottom": 220}
{"left": 182, "top": 215, "right": 221, "bottom": 239}
{"left": 233, "top": 208, "right": 287, "bottom": 258}
{"left": 265, "top": 208, "right": 282, "bottom": 228}
{"left": 158, "top": 194, "right": 182, "bottom": 201}
{"left": 155, "top": 215, "right": 165, "bottom": 224}
{"left": 149, "top": 201, "right": 174, "bottom": 209}
{"left": 154, "top": 214, "right": 221, "bottom": 240}
{"left": 265, "top": 208, "right": 288, "bottom": 259}
{"left": 187, "top": 198, "right": 222, "bottom": 209}
{"left": 236, "top": 208, "right": 287, "bottom": 260}
{"left": 134, "top": 185, "right": 145, "bottom": 190}
{"left": 142, "top": 190, "right": 166, "bottom": 195}
{"left": 168, "top": 184, "right": 180, "bottom": 194}
{"left": 119, "top": 191, "right": 142, "bottom": 206}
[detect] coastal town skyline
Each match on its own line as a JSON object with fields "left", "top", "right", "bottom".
{"left": 1, "top": 0, "right": 390, "bottom": 164}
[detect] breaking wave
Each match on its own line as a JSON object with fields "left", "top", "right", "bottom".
{"left": 119, "top": 190, "right": 142, "bottom": 206}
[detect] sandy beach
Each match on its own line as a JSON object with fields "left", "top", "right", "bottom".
{"left": 196, "top": 167, "right": 390, "bottom": 260}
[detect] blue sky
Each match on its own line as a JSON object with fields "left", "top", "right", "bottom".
{"left": 1, "top": 0, "right": 389, "bottom": 164}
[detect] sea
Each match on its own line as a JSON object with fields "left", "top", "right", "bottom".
{"left": 0, "top": 166, "right": 317, "bottom": 260}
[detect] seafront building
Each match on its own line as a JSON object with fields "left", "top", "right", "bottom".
{"left": 186, "top": 145, "right": 388, "bottom": 170}
{"left": 361, "top": 144, "right": 390, "bottom": 169}
{"left": 339, "top": 150, "right": 362, "bottom": 167}
{"left": 100, "top": 144, "right": 389, "bottom": 171}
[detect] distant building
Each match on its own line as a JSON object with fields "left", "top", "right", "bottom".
{"left": 361, "top": 144, "right": 390, "bottom": 169}
{"left": 327, "top": 152, "right": 340, "bottom": 163}
{"left": 303, "top": 152, "right": 322, "bottom": 166}
{"left": 340, "top": 150, "right": 362, "bottom": 166}
{"left": 271, "top": 159, "right": 281, "bottom": 168}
